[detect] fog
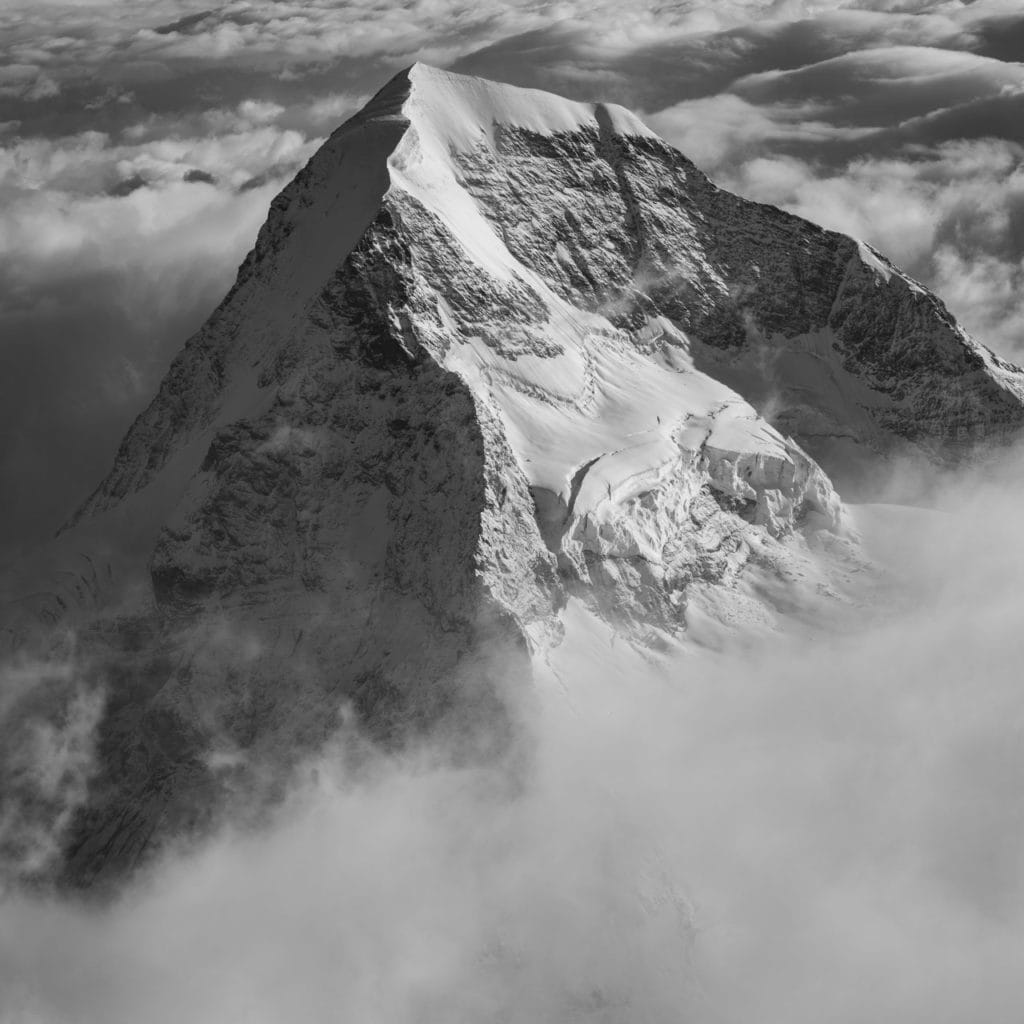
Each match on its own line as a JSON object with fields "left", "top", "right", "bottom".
{"left": 1, "top": 449, "right": 1022, "bottom": 1023}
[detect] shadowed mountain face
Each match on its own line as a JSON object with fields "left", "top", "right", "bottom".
{"left": 2, "top": 64, "right": 1022, "bottom": 889}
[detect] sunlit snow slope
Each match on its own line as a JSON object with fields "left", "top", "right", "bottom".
{"left": 2, "top": 64, "right": 1023, "bottom": 888}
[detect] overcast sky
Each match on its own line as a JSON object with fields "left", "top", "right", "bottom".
{"left": 3, "top": 0, "right": 1024, "bottom": 558}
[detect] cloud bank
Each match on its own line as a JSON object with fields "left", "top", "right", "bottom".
{"left": 2, "top": 450, "right": 1024, "bottom": 1023}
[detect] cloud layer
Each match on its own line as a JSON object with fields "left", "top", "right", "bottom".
{"left": 2, "top": 449, "right": 1024, "bottom": 1022}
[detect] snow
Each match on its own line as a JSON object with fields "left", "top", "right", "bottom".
{"left": 856, "top": 240, "right": 893, "bottom": 283}
{"left": 367, "top": 66, "right": 830, "bottom": 545}
{"left": 447, "top": 302, "right": 814, "bottom": 522}
{"left": 10, "top": 61, "right": 1020, "bottom": 646}
{"left": 386, "top": 64, "right": 659, "bottom": 283}
{"left": 401, "top": 63, "right": 658, "bottom": 153}
{"left": 3, "top": 62, "right": 849, "bottom": 651}
{"left": 856, "top": 239, "right": 926, "bottom": 295}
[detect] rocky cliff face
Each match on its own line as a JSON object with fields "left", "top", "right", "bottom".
{"left": 3, "top": 64, "right": 1023, "bottom": 888}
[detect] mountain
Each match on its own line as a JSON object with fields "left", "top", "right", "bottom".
{"left": 3, "top": 63, "right": 1023, "bottom": 889}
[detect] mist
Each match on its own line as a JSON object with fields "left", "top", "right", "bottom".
{"left": 0, "top": 446, "right": 1021, "bottom": 1023}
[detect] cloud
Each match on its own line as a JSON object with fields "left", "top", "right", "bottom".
{"left": 673, "top": 458, "right": 1024, "bottom": 1022}
{"left": 450, "top": 6, "right": 973, "bottom": 109}
{"left": 930, "top": 246, "right": 1024, "bottom": 360}
{"left": 730, "top": 45, "right": 1024, "bottom": 126}
{"left": 2, "top": 450, "right": 1024, "bottom": 1022}
{"left": 647, "top": 92, "right": 872, "bottom": 168}
{"left": 0, "top": 0, "right": 972, "bottom": 115}
{"left": 0, "top": 64, "right": 60, "bottom": 101}
{"left": 0, "top": 651, "right": 104, "bottom": 882}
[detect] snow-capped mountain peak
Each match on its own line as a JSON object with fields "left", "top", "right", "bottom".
{"left": 3, "top": 64, "right": 1024, "bottom": 887}
{"left": 400, "top": 61, "right": 658, "bottom": 148}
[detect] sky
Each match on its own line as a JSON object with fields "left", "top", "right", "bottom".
{"left": 3, "top": 1, "right": 1024, "bottom": 1020}
{"left": 2, "top": 0, "right": 1024, "bottom": 559}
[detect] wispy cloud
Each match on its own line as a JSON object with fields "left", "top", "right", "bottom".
{"left": 0, "top": 650, "right": 104, "bottom": 882}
